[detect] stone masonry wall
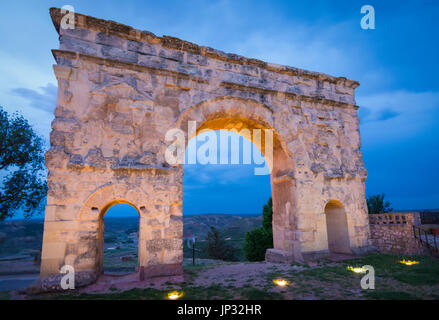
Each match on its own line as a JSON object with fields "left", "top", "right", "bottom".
{"left": 369, "top": 212, "right": 427, "bottom": 255}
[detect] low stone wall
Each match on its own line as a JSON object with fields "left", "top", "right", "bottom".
{"left": 369, "top": 212, "right": 428, "bottom": 255}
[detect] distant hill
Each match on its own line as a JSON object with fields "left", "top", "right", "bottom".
{"left": 0, "top": 220, "right": 44, "bottom": 257}
{"left": 183, "top": 214, "right": 262, "bottom": 261}
{"left": 183, "top": 214, "right": 261, "bottom": 240}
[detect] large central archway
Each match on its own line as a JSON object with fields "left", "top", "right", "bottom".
{"left": 174, "top": 97, "right": 301, "bottom": 262}
{"left": 182, "top": 129, "right": 272, "bottom": 261}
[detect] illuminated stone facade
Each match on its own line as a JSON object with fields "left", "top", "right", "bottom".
{"left": 40, "top": 8, "right": 371, "bottom": 284}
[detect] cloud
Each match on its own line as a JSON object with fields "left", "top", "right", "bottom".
{"left": 10, "top": 83, "right": 57, "bottom": 113}
{"left": 359, "top": 90, "right": 439, "bottom": 144}
{"left": 359, "top": 107, "right": 400, "bottom": 123}
{"left": 376, "top": 109, "right": 400, "bottom": 121}
{"left": 209, "top": 17, "right": 369, "bottom": 81}
{"left": 184, "top": 164, "right": 257, "bottom": 186}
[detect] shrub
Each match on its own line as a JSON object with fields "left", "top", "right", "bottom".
{"left": 243, "top": 227, "right": 272, "bottom": 261}
{"left": 243, "top": 197, "right": 273, "bottom": 261}
{"left": 367, "top": 193, "right": 393, "bottom": 214}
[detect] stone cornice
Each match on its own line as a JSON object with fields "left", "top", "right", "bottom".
{"left": 49, "top": 7, "right": 360, "bottom": 90}
{"left": 52, "top": 49, "right": 208, "bottom": 84}
{"left": 52, "top": 49, "right": 360, "bottom": 110}
{"left": 220, "top": 81, "right": 360, "bottom": 110}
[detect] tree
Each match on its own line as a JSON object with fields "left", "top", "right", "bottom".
{"left": 367, "top": 193, "right": 393, "bottom": 214}
{"left": 262, "top": 197, "right": 273, "bottom": 234}
{"left": 0, "top": 232, "right": 5, "bottom": 246}
{"left": 206, "top": 226, "right": 237, "bottom": 261}
{"left": 243, "top": 197, "right": 273, "bottom": 261}
{"left": 0, "top": 106, "right": 47, "bottom": 220}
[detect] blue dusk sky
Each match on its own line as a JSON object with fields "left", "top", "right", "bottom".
{"left": 0, "top": 0, "right": 438, "bottom": 218}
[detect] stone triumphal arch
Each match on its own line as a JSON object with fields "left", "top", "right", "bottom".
{"left": 40, "top": 8, "right": 371, "bottom": 283}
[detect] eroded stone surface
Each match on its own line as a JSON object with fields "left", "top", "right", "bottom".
{"left": 40, "top": 8, "right": 370, "bottom": 281}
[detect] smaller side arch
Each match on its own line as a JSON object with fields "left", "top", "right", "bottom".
{"left": 99, "top": 199, "right": 140, "bottom": 219}
{"left": 99, "top": 202, "right": 140, "bottom": 274}
{"left": 79, "top": 183, "right": 148, "bottom": 221}
{"left": 324, "top": 200, "right": 351, "bottom": 254}
{"left": 325, "top": 200, "right": 345, "bottom": 211}
{"left": 76, "top": 183, "right": 150, "bottom": 276}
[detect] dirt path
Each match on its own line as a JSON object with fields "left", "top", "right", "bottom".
{"left": 191, "top": 262, "right": 305, "bottom": 288}
{"left": 77, "top": 261, "right": 304, "bottom": 294}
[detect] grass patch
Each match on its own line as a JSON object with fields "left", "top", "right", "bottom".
{"left": 45, "top": 288, "right": 167, "bottom": 300}
{"left": 43, "top": 284, "right": 237, "bottom": 300}
{"left": 297, "top": 265, "right": 352, "bottom": 282}
{"left": 343, "top": 254, "right": 439, "bottom": 286}
{"left": 392, "top": 261, "right": 439, "bottom": 286}
{"left": 264, "top": 271, "right": 287, "bottom": 280}
{"left": 364, "top": 290, "right": 420, "bottom": 300}
{"left": 177, "top": 284, "right": 233, "bottom": 300}
{"left": 0, "top": 292, "right": 10, "bottom": 300}
{"left": 238, "top": 287, "right": 284, "bottom": 300}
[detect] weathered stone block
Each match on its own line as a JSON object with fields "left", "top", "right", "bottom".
{"left": 28, "top": 271, "right": 98, "bottom": 294}
{"left": 265, "top": 249, "right": 295, "bottom": 264}
{"left": 96, "top": 32, "right": 125, "bottom": 48}
{"left": 127, "top": 40, "right": 156, "bottom": 56}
